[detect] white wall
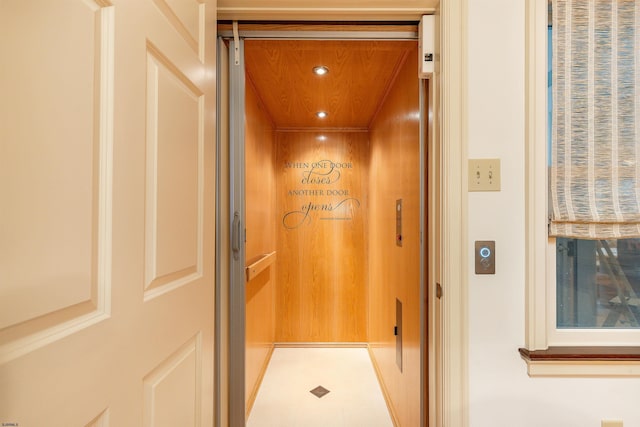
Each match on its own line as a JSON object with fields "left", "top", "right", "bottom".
{"left": 466, "top": 1, "right": 640, "bottom": 426}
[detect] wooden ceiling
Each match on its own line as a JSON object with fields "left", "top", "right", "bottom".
{"left": 244, "top": 39, "right": 416, "bottom": 130}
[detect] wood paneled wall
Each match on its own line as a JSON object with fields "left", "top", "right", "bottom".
{"left": 244, "top": 80, "right": 276, "bottom": 414}
{"left": 275, "top": 131, "right": 369, "bottom": 342}
{"left": 367, "top": 46, "right": 421, "bottom": 427}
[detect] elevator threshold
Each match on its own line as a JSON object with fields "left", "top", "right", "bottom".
{"left": 247, "top": 347, "right": 394, "bottom": 427}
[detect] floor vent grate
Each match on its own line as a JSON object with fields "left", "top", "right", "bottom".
{"left": 310, "top": 385, "right": 330, "bottom": 398}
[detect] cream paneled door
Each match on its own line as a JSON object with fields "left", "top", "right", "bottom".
{"left": 0, "top": 0, "right": 216, "bottom": 425}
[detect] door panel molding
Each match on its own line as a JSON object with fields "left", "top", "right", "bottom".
{"left": 143, "top": 333, "right": 203, "bottom": 426}
{"left": 0, "top": 1, "right": 114, "bottom": 365}
{"left": 143, "top": 42, "right": 205, "bottom": 301}
{"left": 151, "top": 0, "right": 202, "bottom": 56}
{"left": 85, "top": 408, "right": 110, "bottom": 427}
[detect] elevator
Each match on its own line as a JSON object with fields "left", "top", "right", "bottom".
{"left": 217, "top": 23, "right": 433, "bottom": 427}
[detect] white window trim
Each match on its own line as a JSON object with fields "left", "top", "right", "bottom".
{"left": 524, "top": 0, "right": 640, "bottom": 377}
{"left": 441, "top": 0, "right": 469, "bottom": 425}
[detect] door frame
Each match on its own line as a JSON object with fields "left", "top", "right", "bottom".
{"left": 216, "top": 11, "right": 468, "bottom": 426}
{"left": 216, "top": 26, "right": 434, "bottom": 427}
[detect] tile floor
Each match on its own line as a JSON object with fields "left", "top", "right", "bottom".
{"left": 246, "top": 347, "right": 394, "bottom": 427}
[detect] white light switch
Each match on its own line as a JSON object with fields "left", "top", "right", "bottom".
{"left": 468, "top": 158, "right": 501, "bottom": 192}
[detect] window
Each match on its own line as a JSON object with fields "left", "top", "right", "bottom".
{"left": 522, "top": 0, "right": 640, "bottom": 375}
{"left": 556, "top": 238, "right": 640, "bottom": 329}
{"left": 549, "top": 0, "right": 640, "bottom": 335}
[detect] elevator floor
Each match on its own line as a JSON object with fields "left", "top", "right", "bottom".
{"left": 247, "top": 347, "right": 394, "bottom": 427}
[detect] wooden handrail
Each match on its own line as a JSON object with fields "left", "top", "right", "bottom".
{"left": 245, "top": 251, "right": 276, "bottom": 282}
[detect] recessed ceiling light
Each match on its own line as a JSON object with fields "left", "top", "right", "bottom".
{"left": 316, "top": 111, "right": 328, "bottom": 119}
{"left": 313, "top": 66, "right": 329, "bottom": 76}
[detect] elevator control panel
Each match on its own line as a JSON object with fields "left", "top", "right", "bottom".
{"left": 475, "top": 240, "right": 495, "bottom": 274}
{"left": 396, "top": 199, "right": 403, "bottom": 247}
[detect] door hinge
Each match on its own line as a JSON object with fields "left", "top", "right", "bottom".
{"left": 436, "top": 282, "right": 443, "bottom": 299}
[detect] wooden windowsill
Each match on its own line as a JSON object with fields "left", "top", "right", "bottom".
{"left": 519, "top": 346, "right": 640, "bottom": 361}
{"left": 519, "top": 347, "right": 640, "bottom": 377}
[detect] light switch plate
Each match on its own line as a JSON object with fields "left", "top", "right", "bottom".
{"left": 469, "top": 158, "right": 501, "bottom": 191}
{"left": 602, "top": 421, "right": 623, "bottom": 427}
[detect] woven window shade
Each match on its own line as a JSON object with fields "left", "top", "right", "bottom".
{"left": 550, "top": 0, "right": 640, "bottom": 239}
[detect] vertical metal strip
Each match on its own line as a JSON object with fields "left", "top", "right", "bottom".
{"left": 215, "top": 36, "right": 230, "bottom": 427}
{"left": 228, "top": 36, "right": 246, "bottom": 427}
{"left": 419, "top": 74, "right": 427, "bottom": 427}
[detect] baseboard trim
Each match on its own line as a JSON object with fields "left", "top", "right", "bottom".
{"left": 245, "top": 344, "right": 275, "bottom": 420}
{"left": 367, "top": 344, "right": 400, "bottom": 427}
{"left": 274, "top": 342, "right": 368, "bottom": 348}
